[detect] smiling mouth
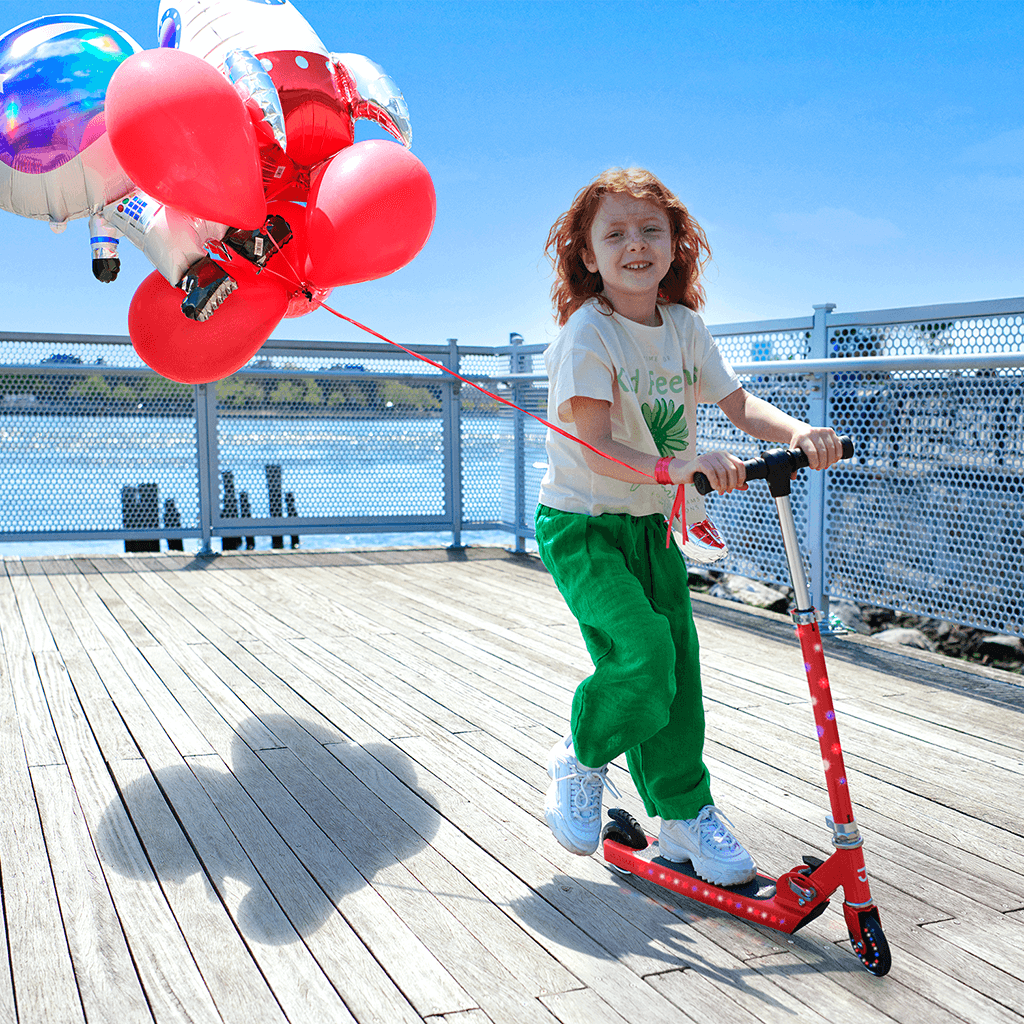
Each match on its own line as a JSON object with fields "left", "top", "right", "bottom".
{"left": 623, "top": 262, "right": 652, "bottom": 270}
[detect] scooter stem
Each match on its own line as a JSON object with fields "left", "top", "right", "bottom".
{"left": 773, "top": 489, "right": 873, "bottom": 906}
{"left": 775, "top": 493, "right": 813, "bottom": 612}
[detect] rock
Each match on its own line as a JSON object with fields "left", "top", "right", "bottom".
{"left": 831, "top": 599, "right": 872, "bottom": 635}
{"left": 861, "top": 606, "right": 898, "bottom": 631}
{"left": 686, "top": 567, "right": 717, "bottom": 591}
{"left": 875, "top": 627, "right": 937, "bottom": 652}
{"left": 970, "top": 634, "right": 1024, "bottom": 663}
{"left": 709, "top": 576, "right": 791, "bottom": 614}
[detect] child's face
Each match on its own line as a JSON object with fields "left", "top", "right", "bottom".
{"left": 582, "top": 193, "right": 674, "bottom": 323}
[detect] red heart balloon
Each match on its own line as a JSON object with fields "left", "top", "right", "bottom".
{"left": 129, "top": 259, "right": 288, "bottom": 384}
{"left": 262, "top": 200, "right": 333, "bottom": 318}
{"left": 304, "top": 140, "right": 435, "bottom": 288}
{"left": 106, "top": 48, "right": 266, "bottom": 228}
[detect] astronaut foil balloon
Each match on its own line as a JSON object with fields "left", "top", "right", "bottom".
{"left": 0, "top": 1, "right": 436, "bottom": 384}
{"left": 0, "top": 15, "right": 138, "bottom": 224}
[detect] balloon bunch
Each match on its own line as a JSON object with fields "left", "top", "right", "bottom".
{"left": 0, "top": 2, "right": 436, "bottom": 383}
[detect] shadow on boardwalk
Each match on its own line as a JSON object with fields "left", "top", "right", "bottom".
{"left": 96, "top": 717, "right": 441, "bottom": 945}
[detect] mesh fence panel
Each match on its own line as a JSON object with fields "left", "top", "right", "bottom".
{"left": 697, "top": 375, "right": 814, "bottom": 588}
{"left": 829, "top": 313, "right": 1024, "bottom": 357}
{"left": 0, "top": 335, "right": 199, "bottom": 537}
{"left": 713, "top": 328, "right": 811, "bottom": 364}
{"left": 213, "top": 363, "right": 449, "bottom": 529}
{"left": 826, "top": 367, "right": 1024, "bottom": 634}
{"left": 460, "top": 349, "right": 510, "bottom": 525}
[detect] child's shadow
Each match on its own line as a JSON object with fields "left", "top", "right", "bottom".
{"left": 95, "top": 713, "right": 439, "bottom": 944}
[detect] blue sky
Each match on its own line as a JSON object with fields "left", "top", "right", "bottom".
{"left": 3, "top": 0, "right": 1023, "bottom": 352}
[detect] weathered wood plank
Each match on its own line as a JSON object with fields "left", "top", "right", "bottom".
{"left": 381, "top": 732, "right": 852, "bottom": 1021}
{"left": 31, "top": 763, "right": 153, "bottom": 1024}
{"left": 8, "top": 575, "right": 58, "bottom": 654}
{"left": 646, "top": 966, "right": 820, "bottom": 1024}
{"left": 923, "top": 912, "right": 1024, "bottom": 983}
{"left": 175, "top": 566, "right": 303, "bottom": 641}
{"left": 100, "top": 571, "right": 211, "bottom": 648}
{"left": 135, "top": 643, "right": 282, "bottom": 753}
{"left": 32, "top": 630, "right": 261, "bottom": 1024}
{"left": 0, "top": 644, "right": 83, "bottom": 1023}
{"left": 128, "top": 621, "right": 476, "bottom": 1021}
{"left": 708, "top": 701, "right": 1024, "bottom": 882}
{"left": 26, "top": 577, "right": 141, "bottom": 760}
{"left": 43, "top": 573, "right": 113, "bottom": 652}
{"left": 540, "top": 985, "right": 676, "bottom": 1024}
{"left": 105, "top": 757, "right": 287, "bottom": 1024}
{"left": 167, "top": 637, "right": 572, "bottom": 1019}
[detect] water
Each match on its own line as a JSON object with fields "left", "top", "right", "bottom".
{"left": 0, "top": 412, "right": 539, "bottom": 558}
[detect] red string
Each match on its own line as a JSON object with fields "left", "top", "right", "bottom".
{"left": 668, "top": 483, "right": 688, "bottom": 549}
{"left": 243, "top": 240, "right": 700, "bottom": 530}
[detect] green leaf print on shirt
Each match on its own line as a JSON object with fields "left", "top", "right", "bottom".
{"left": 642, "top": 398, "right": 689, "bottom": 457}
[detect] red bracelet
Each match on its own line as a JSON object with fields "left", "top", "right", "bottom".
{"left": 654, "top": 456, "right": 673, "bottom": 485}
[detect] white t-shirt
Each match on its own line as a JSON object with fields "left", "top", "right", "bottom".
{"left": 538, "top": 300, "right": 740, "bottom": 521}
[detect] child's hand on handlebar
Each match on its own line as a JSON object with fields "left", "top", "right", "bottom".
{"left": 679, "top": 451, "right": 749, "bottom": 494}
{"left": 789, "top": 426, "right": 845, "bottom": 473}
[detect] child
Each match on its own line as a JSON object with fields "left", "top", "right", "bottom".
{"left": 535, "top": 167, "right": 843, "bottom": 885}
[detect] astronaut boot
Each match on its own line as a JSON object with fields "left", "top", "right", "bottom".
{"left": 179, "top": 256, "right": 238, "bottom": 322}
{"left": 222, "top": 214, "right": 293, "bottom": 269}
{"left": 92, "top": 257, "right": 120, "bottom": 283}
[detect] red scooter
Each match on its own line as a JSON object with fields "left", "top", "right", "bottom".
{"left": 600, "top": 437, "right": 891, "bottom": 977}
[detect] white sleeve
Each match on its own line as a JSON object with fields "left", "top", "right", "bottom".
{"left": 694, "top": 319, "right": 740, "bottom": 404}
{"left": 547, "top": 323, "right": 616, "bottom": 423}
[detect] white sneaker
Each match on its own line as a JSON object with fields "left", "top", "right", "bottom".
{"left": 544, "top": 735, "right": 619, "bottom": 855}
{"left": 659, "top": 805, "right": 756, "bottom": 885}
{"left": 679, "top": 518, "right": 728, "bottom": 564}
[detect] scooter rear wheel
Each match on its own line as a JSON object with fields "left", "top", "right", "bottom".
{"left": 601, "top": 808, "right": 648, "bottom": 850}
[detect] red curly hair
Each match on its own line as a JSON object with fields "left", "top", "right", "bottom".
{"left": 545, "top": 167, "right": 712, "bottom": 327}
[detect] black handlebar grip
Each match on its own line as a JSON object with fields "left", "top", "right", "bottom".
{"left": 690, "top": 436, "right": 854, "bottom": 497}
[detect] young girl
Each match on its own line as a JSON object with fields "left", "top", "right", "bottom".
{"left": 535, "top": 167, "right": 843, "bottom": 885}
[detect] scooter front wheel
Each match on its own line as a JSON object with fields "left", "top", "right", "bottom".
{"left": 850, "top": 908, "right": 891, "bottom": 976}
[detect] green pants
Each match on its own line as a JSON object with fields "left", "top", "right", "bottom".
{"left": 535, "top": 505, "right": 713, "bottom": 821}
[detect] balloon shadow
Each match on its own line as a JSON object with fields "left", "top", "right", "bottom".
{"left": 95, "top": 714, "right": 440, "bottom": 944}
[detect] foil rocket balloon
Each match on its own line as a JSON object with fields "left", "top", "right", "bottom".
{"left": 0, "top": 1, "right": 436, "bottom": 384}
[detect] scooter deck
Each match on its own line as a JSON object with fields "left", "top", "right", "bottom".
{"left": 603, "top": 834, "right": 828, "bottom": 934}
{"left": 604, "top": 834, "right": 777, "bottom": 899}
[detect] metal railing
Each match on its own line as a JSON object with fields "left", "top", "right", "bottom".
{"left": 1, "top": 295, "right": 1022, "bottom": 636}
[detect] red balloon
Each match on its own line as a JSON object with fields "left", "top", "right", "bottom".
{"left": 304, "top": 140, "right": 436, "bottom": 288}
{"left": 106, "top": 49, "right": 266, "bottom": 228}
{"left": 262, "top": 200, "right": 333, "bottom": 318}
{"left": 129, "top": 259, "right": 288, "bottom": 384}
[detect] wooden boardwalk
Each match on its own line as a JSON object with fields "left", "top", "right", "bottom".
{"left": 1, "top": 546, "right": 1022, "bottom": 1024}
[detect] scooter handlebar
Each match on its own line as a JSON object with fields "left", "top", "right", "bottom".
{"left": 692, "top": 436, "right": 854, "bottom": 496}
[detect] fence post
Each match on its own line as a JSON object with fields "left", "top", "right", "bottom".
{"left": 444, "top": 337, "right": 464, "bottom": 549}
{"left": 808, "top": 303, "right": 835, "bottom": 619}
{"left": 194, "top": 382, "right": 218, "bottom": 556}
{"left": 510, "top": 332, "right": 527, "bottom": 553}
